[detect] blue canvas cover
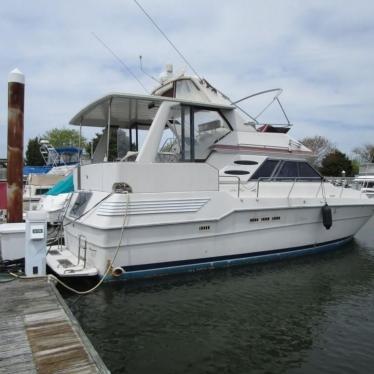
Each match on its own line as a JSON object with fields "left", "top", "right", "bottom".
{"left": 23, "top": 165, "right": 52, "bottom": 176}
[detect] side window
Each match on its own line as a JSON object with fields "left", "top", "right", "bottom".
{"left": 298, "top": 162, "right": 321, "bottom": 180}
{"left": 193, "top": 109, "right": 231, "bottom": 160}
{"left": 252, "top": 160, "right": 321, "bottom": 181}
{"left": 172, "top": 106, "right": 231, "bottom": 161}
{"left": 251, "top": 160, "right": 280, "bottom": 180}
{"left": 276, "top": 161, "right": 298, "bottom": 179}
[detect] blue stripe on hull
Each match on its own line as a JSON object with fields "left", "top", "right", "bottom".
{"left": 104, "top": 236, "right": 353, "bottom": 282}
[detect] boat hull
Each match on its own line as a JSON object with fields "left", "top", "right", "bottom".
{"left": 106, "top": 236, "right": 353, "bottom": 281}
{"left": 47, "top": 200, "right": 373, "bottom": 280}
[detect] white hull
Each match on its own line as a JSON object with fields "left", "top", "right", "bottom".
{"left": 47, "top": 191, "right": 374, "bottom": 279}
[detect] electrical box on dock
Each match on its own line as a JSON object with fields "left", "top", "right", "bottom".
{"left": 25, "top": 210, "right": 47, "bottom": 277}
{"left": 0, "top": 222, "right": 26, "bottom": 261}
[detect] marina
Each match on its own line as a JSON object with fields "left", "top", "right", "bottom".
{"left": 1, "top": 1, "right": 374, "bottom": 373}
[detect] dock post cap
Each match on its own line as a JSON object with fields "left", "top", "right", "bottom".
{"left": 8, "top": 68, "right": 25, "bottom": 84}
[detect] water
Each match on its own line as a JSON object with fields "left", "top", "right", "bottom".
{"left": 63, "top": 222, "right": 374, "bottom": 374}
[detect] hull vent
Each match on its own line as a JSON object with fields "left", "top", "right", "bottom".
{"left": 97, "top": 198, "right": 210, "bottom": 216}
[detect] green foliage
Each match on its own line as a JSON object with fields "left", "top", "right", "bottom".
{"left": 43, "top": 128, "right": 86, "bottom": 148}
{"left": 86, "top": 128, "right": 118, "bottom": 161}
{"left": 320, "top": 150, "right": 353, "bottom": 177}
{"left": 351, "top": 159, "right": 360, "bottom": 175}
{"left": 25, "top": 137, "right": 45, "bottom": 166}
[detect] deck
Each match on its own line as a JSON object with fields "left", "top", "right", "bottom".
{"left": 0, "top": 276, "right": 110, "bottom": 374}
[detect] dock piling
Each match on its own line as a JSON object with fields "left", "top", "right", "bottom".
{"left": 7, "top": 68, "right": 25, "bottom": 223}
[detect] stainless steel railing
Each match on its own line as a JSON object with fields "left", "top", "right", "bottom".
{"left": 255, "top": 177, "right": 325, "bottom": 201}
{"left": 218, "top": 175, "right": 241, "bottom": 198}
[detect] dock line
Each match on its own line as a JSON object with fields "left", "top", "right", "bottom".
{"left": 47, "top": 191, "right": 130, "bottom": 295}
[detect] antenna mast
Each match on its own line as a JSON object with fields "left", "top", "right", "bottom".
{"left": 91, "top": 32, "right": 148, "bottom": 93}
{"left": 133, "top": 0, "right": 202, "bottom": 80}
{"left": 139, "top": 55, "right": 160, "bottom": 83}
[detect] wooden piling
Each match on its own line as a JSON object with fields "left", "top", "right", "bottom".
{"left": 7, "top": 68, "right": 25, "bottom": 223}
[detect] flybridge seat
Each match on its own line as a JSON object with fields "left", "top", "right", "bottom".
{"left": 198, "top": 120, "right": 221, "bottom": 132}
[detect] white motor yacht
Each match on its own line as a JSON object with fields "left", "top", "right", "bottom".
{"left": 47, "top": 68, "right": 374, "bottom": 280}
{"left": 23, "top": 173, "right": 66, "bottom": 211}
{"left": 353, "top": 163, "right": 374, "bottom": 198}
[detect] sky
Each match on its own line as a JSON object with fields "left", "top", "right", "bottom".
{"left": 1, "top": 0, "right": 374, "bottom": 158}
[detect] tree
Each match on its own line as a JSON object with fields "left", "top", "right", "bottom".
{"left": 42, "top": 128, "right": 86, "bottom": 148}
{"left": 320, "top": 150, "right": 353, "bottom": 177}
{"left": 117, "top": 129, "right": 131, "bottom": 159}
{"left": 299, "top": 135, "right": 334, "bottom": 167}
{"left": 25, "top": 137, "right": 45, "bottom": 166}
{"left": 351, "top": 159, "right": 360, "bottom": 175}
{"left": 352, "top": 144, "right": 374, "bottom": 163}
{"left": 87, "top": 128, "right": 118, "bottom": 161}
{"left": 86, "top": 129, "right": 135, "bottom": 161}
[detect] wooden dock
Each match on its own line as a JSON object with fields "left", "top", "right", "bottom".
{"left": 0, "top": 276, "right": 110, "bottom": 374}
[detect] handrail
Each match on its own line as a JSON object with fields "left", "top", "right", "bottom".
{"left": 255, "top": 177, "right": 323, "bottom": 201}
{"left": 219, "top": 175, "right": 241, "bottom": 198}
{"left": 219, "top": 176, "right": 367, "bottom": 201}
{"left": 287, "top": 178, "right": 297, "bottom": 199}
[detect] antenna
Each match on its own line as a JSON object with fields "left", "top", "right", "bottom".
{"left": 91, "top": 32, "right": 148, "bottom": 93}
{"left": 133, "top": 0, "right": 202, "bottom": 80}
{"left": 139, "top": 55, "right": 160, "bottom": 83}
{"left": 132, "top": 0, "right": 265, "bottom": 123}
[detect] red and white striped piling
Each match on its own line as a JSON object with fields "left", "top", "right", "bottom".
{"left": 7, "top": 68, "right": 25, "bottom": 223}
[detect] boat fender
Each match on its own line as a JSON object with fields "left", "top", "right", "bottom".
{"left": 111, "top": 267, "right": 125, "bottom": 277}
{"left": 322, "top": 203, "right": 332, "bottom": 230}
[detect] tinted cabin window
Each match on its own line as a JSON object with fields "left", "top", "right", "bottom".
{"left": 251, "top": 160, "right": 320, "bottom": 181}
{"left": 298, "top": 162, "right": 321, "bottom": 179}
{"left": 251, "top": 160, "right": 279, "bottom": 180}
{"left": 277, "top": 161, "right": 298, "bottom": 179}
{"left": 275, "top": 161, "right": 320, "bottom": 180}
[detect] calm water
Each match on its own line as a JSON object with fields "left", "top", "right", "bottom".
{"left": 64, "top": 221, "right": 374, "bottom": 374}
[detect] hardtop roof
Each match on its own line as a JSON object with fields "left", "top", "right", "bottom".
{"left": 69, "top": 92, "right": 234, "bottom": 128}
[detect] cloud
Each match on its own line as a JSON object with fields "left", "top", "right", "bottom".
{"left": 0, "top": 0, "right": 374, "bottom": 158}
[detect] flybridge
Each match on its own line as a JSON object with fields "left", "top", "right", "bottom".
{"left": 67, "top": 71, "right": 312, "bottom": 164}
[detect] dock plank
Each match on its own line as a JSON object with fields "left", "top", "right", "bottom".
{"left": 0, "top": 277, "right": 110, "bottom": 373}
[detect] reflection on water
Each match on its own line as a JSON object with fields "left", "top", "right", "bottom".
{"left": 64, "top": 223, "right": 374, "bottom": 374}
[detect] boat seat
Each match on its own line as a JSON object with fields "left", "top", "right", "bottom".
{"left": 121, "top": 151, "right": 138, "bottom": 162}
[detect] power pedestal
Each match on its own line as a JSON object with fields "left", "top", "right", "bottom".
{"left": 25, "top": 210, "right": 47, "bottom": 277}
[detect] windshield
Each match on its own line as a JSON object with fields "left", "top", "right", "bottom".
{"left": 160, "top": 106, "right": 231, "bottom": 161}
